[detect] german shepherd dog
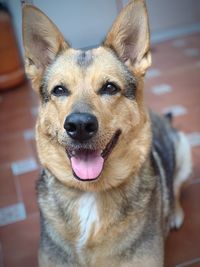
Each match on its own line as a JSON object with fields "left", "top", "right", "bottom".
{"left": 22, "top": 1, "right": 192, "bottom": 266}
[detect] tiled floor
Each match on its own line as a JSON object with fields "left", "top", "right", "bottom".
{"left": 0, "top": 33, "right": 200, "bottom": 267}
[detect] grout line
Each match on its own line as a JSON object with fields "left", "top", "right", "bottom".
{"left": 176, "top": 258, "right": 200, "bottom": 267}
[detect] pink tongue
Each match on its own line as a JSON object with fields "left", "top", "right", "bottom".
{"left": 71, "top": 150, "right": 104, "bottom": 180}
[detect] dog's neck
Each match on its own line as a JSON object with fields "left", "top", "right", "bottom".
{"left": 41, "top": 155, "right": 156, "bottom": 211}
{"left": 38, "top": 158, "right": 157, "bottom": 258}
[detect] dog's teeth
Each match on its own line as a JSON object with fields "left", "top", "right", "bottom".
{"left": 72, "top": 151, "right": 76, "bottom": 156}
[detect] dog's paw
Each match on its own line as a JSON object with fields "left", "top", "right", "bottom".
{"left": 170, "top": 207, "right": 184, "bottom": 230}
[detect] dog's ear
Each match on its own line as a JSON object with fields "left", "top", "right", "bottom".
{"left": 22, "top": 5, "right": 69, "bottom": 91}
{"left": 104, "top": 0, "right": 151, "bottom": 75}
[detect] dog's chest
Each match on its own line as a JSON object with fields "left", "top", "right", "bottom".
{"left": 76, "top": 193, "right": 100, "bottom": 250}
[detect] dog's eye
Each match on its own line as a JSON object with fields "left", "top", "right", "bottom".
{"left": 99, "top": 82, "right": 120, "bottom": 95}
{"left": 52, "top": 85, "right": 69, "bottom": 96}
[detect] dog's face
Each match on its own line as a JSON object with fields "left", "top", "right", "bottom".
{"left": 23, "top": 0, "right": 152, "bottom": 191}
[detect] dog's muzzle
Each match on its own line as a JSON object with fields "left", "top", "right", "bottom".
{"left": 64, "top": 113, "right": 121, "bottom": 182}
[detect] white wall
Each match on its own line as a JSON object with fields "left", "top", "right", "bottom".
{"left": 146, "top": 0, "right": 200, "bottom": 32}
{"left": 122, "top": 0, "right": 200, "bottom": 33}
{"left": 7, "top": 0, "right": 200, "bottom": 55}
{"left": 33, "top": 0, "right": 118, "bottom": 49}
{"left": 7, "top": 0, "right": 118, "bottom": 55}
{"left": 7, "top": 0, "right": 23, "bottom": 54}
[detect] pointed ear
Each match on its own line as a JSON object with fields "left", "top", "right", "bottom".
{"left": 22, "top": 5, "right": 69, "bottom": 91}
{"left": 104, "top": 0, "right": 151, "bottom": 75}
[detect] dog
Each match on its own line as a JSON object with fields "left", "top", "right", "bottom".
{"left": 22, "top": 1, "right": 192, "bottom": 266}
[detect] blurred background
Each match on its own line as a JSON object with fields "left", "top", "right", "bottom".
{"left": 0, "top": 0, "right": 200, "bottom": 266}
{"left": 4, "top": 0, "right": 200, "bottom": 51}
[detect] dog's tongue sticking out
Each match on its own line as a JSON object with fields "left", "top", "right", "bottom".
{"left": 71, "top": 150, "right": 104, "bottom": 180}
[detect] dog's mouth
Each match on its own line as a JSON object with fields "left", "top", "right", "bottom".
{"left": 66, "top": 129, "right": 121, "bottom": 181}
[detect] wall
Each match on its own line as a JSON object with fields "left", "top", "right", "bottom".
{"left": 122, "top": 0, "right": 200, "bottom": 32}
{"left": 146, "top": 0, "right": 200, "bottom": 32}
{"left": 7, "top": 0, "right": 118, "bottom": 55}
{"left": 6, "top": 0, "right": 200, "bottom": 55}
{"left": 7, "top": 0, "right": 23, "bottom": 54}
{"left": 33, "top": 0, "right": 118, "bottom": 49}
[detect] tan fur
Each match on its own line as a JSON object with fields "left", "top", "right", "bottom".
{"left": 22, "top": 4, "right": 68, "bottom": 91}
{"left": 34, "top": 45, "right": 151, "bottom": 193}
{"left": 22, "top": 1, "right": 191, "bottom": 266}
{"left": 104, "top": 0, "right": 151, "bottom": 75}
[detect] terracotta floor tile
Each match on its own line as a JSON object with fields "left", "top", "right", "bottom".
{"left": 0, "top": 165, "right": 18, "bottom": 208}
{"left": 165, "top": 183, "right": 200, "bottom": 267}
{"left": 145, "top": 76, "right": 200, "bottom": 112}
{"left": 11, "top": 157, "right": 38, "bottom": 176}
{"left": 185, "top": 34, "right": 200, "bottom": 44}
{"left": 0, "top": 134, "right": 33, "bottom": 165}
{"left": 0, "top": 108, "right": 36, "bottom": 136}
{"left": 173, "top": 109, "right": 200, "bottom": 133}
{"left": 17, "top": 170, "right": 40, "bottom": 215}
{"left": 0, "top": 213, "right": 40, "bottom": 267}
{"left": 0, "top": 33, "right": 200, "bottom": 267}
{"left": 151, "top": 81, "right": 200, "bottom": 105}
{"left": 151, "top": 34, "right": 200, "bottom": 73}
{"left": 190, "top": 153, "right": 200, "bottom": 180}
{"left": 0, "top": 82, "right": 38, "bottom": 114}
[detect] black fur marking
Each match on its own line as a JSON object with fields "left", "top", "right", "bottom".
{"left": 122, "top": 65, "right": 137, "bottom": 100}
{"left": 39, "top": 52, "right": 65, "bottom": 103}
{"left": 164, "top": 112, "right": 173, "bottom": 124}
{"left": 76, "top": 50, "right": 93, "bottom": 67}
{"left": 150, "top": 112, "right": 177, "bottom": 209}
{"left": 103, "top": 47, "right": 137, "bottom": 100}
{"left": 39, "top": 83, "right": 50, "bottom": 103}
{"left": 123, "top": 79, "right": 137, "bottom": 100}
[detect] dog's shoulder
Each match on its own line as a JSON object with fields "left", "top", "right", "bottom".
{"left": 150, "top": 111, "right": 177, "bottom": 180}
{"left": 150, "top": 111, "right": 178, "bottom": 221}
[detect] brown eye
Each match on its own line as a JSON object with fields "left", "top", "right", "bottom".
{"left": 52, "top": 85, "right": 69, "bottom": 96}
{"left": 99, "top": 82, "right": 120, "bottom": 96}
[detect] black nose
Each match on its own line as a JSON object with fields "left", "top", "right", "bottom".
{"left": 64, "top": 113, "right": 98, "bottom": 142}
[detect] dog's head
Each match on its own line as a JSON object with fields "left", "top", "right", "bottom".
{"left": 23, "top": 0, "right": 152, "bottom": 191}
